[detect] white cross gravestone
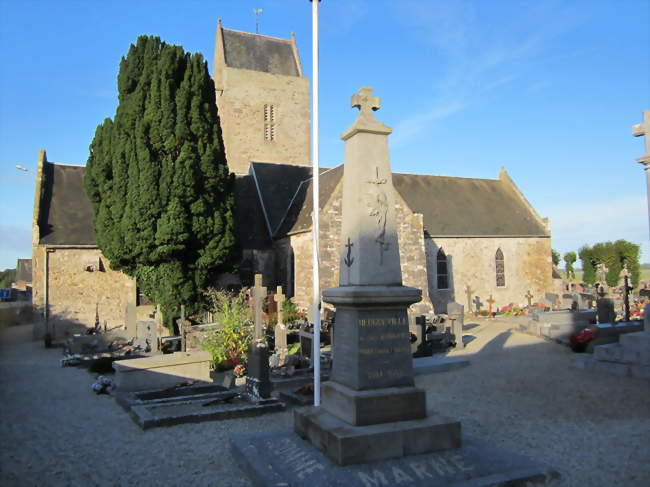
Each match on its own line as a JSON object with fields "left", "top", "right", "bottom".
{"left": 274, "top": 286, "right": 288, "bottom": 364}
{"left": 251, "top": 273, "right": 267, "bottom": 343}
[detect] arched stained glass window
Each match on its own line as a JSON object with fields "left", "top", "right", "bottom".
{"left": 437, "top": 248, "right": 449, "bottom": 289}
{"left": 496, "top": 248, "right": 505, "bottom": 287}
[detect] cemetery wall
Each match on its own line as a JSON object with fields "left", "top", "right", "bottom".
{"left": 32, "top": 246, "right": 135, "bottom": 337}
{"left": 289, "top": 183, "right": 435, "bottom": 316}
{"left": 425, "top": 236, "right": 553, "bottom": 313}
{"left": 215, "top": 67, "right": 310, "bottom": 175}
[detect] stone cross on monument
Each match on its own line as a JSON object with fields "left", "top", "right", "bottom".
{"left": 295, "top": 87, "right": 461, "bottom": 466}
{"left": 525, "top": 290, "right": 534, "bottom": 308}
{"left": 632, "top": 110, "right": 650, "bottom": 237}
{"left": 251, "top": 274, "right": 267, "bottom": 342}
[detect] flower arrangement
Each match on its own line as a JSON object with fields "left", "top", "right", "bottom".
{"left": 233, "top": 364, "right": 246, "bottom": 378}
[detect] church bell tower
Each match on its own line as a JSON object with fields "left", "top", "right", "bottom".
{"left": 213, "top": 19, "right": 311, "bottom": 175}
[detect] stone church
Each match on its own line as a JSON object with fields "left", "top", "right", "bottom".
{"left": 31, "top": 22, "right": 554, "bottom": 337}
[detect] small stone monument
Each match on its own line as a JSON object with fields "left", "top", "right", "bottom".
{"left": 486, "top": 295, "right": 495, "bottom": 315}
{"left": 525, "top": 290, "right": 534, "bottom": 308}
{"left": 294, "top": 87, "right": 460, "bottom": 465}
{"left": 273, "top": 286, "right": 289, "bottom": 365}
{"left": 124, "top": 302, "right": 137, "bottom": 338}
{"left": 597, "top": 292, "right": 616, "bottom": 324}
{"left": 245, "top": 274, "right": 272, "bottom": 399}
{"left": 447, "top": 301, "right": 464, "bottom": 349}
{"left": 473, "top": 295, "right": 483, "bottom": 316}
{"left": 464, "top": 284, "right": 474, "bottom": 314}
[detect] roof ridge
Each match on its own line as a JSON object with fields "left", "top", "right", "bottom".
{"left": 222, "top": 27, "right": 293, "bottom": 44}
{"left": 394, "top": 172, "right": 499, "bottom": 182}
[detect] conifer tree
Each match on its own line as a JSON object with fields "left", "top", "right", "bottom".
{"left": 85, "top": 36, "right": 239, "bottom": 328}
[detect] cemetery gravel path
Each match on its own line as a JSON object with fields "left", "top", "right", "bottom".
{"left": 1, "top": 320, "right": 649, "bottom": 487}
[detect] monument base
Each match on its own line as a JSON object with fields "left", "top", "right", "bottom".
{"left": 231, "top": 431, "right": 559, "bottom": 487}
{"left": 294, "top": 406, "right": 460, "bottom": 466}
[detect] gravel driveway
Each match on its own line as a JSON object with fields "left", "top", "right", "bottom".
{"left": 1, "top": 320, "right": 648, "bottom": 486}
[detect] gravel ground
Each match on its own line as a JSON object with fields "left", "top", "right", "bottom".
{"left": 1, "top": 320, "right": 648, "bottom": 487}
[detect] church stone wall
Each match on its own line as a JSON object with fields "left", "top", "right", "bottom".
{"left": 425, "top": 236, "right": 553, "bottom": 314}
{"left": 289, "top": 184, "right": 435, "bottom": 316}
{"left": 32, "top": 246, "right": 135, "bottom": 338}
{"left": 216, "top": 67, "right": 310, "bottom": 174}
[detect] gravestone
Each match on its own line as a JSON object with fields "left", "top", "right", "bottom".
{"left": 294, "top": 87, "right": 460, "bottom": 466}
{"left": 597, "top": 297, "right": 616, "bottom": 324}
{"left": 464, "top": 284, "right": 474, "bottom": 314}
{"left": 486, "top": 295, "right": 495, "bottom": 315}
{"left": 246, "top": 274, "right": 272, "bottom": 400}
{"left": 447, "top": 302, "right": 464, "bottom": 349}
{"left": 273, "top": 286, "right": 289, "bottom": 365}
{"left": 135, "top": 321, "right": 158, "bottom": 353}
{"left": 124, "top": 302, "right": 137, "bottom": 338}
{"left": 525, "top": 290, "right": 533, "bottom": 308}
{"left": 233, "top": 86, "right": 559, "bottom": 486}
{"left": 473, "top": 295, "right": 483, "bottom": 316}
{"left": 581, "top": 293, "right": 596, "bottom": 309}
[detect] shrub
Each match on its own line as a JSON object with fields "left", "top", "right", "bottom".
{"left": 201, "top": 288, "right": 253, "bottom": 370}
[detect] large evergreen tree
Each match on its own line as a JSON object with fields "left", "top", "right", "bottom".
{"left": 85, "top": 36, "right": 239, "bottom": 326}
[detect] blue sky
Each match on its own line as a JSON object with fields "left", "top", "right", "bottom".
{"left": 1, "top": 0, "right": 649, "bottom": 271}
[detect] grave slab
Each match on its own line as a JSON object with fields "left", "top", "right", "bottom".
{"left": 231, "top": 431, "right": 559, "bottom": 487}
{"left": 130, "top": 394, "right": 285, "bottom": 430}
{"left": 413, "top": 355, "right": 470, "bottom": 375}
{"left": 112, "top": 351, "right": 212, "bottom": 392}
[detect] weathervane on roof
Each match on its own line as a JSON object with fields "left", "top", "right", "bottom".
{"left": 253, "top": 8, "right": 263, "bottom": 34}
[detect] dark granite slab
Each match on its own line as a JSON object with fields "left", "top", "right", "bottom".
{"left": 231, "top": 431, "right": 559, "bottom": 487}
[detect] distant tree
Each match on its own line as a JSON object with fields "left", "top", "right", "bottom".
{"left": 551, "top": 249, "right": 560, "bottom": 267}
{"left": 578, "top": 240, "right": 641, "bottom": 288}
{"left": 0, "top": 268, "right": 16, "bottom": 288}
{"left": 563, "top": 252, "right": 576, "bottom": 281}
{"left": 85, "top": 36, "right": 239, "bottom": 330}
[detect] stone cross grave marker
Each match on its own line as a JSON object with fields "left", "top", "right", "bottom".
{"left": 525, "top": 290, "right": 533, "bottom": 308}
{"left": 465, "top": 284, "right": 474, "bottom": 314}
{"left": 246, "top": 274, "right": 271, "bottom": 399}
{"left": 252, "top": 274, "right": 267, "bottom": 343}
{"left": 486, "top": 295, "right": 495, "bottom": 315}
{"left": 273, "top": 286, "right": 288, "bottom": 363}
{"left": 473, "top": 295, "right": 483, "bottom": 316}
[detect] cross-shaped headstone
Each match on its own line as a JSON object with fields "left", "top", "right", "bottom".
{"left": 473, "top": 295, "right": 483, "bottom": 315}
{"left": 486, "top": 295, "right": 495, "bottom": 315}
{"left": 274, "top": 286, "right": 286, "bottom": 326}
{"left": 632, "top": 110, "right": 650, "bottom": 160}
{"left": 465, "top": 285, "right": 474, "bottom": 314}
{"left": 525, "top": 290, "right": 534, "bottom": 308}
{"left": 251, "top": 274, "right": 267, "bottom": 342}
{"left": 351, "top": 86, "right": 380, "bottom": 117}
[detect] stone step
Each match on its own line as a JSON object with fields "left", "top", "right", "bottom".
{"left": 619, "top": 331, "right": 650, "bottom": 351}
{"left": 570, "top": 354, "right": 650, "bottom": 380}
{"left": 593, "top": 343, "right": 623, "bottom": 363}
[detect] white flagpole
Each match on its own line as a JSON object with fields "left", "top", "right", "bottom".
{"left": 311, "top": 0, "right": 321, "bottom": 407}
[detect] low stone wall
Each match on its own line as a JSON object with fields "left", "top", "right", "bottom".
{"left": 0, "top": 302, "right": 34, "bottom": 329}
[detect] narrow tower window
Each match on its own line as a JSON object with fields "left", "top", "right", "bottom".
{"left": 263, "top": 104, "right": 276, "bottom": 141}
{"left": 437, "top": 248, "right": 449, "bottom": 289}
{"left": 495, "top": 248, "right": 505, "bottom": 287}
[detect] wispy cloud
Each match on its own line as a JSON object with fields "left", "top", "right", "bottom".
{"left": 390, "top": 0, "right": 584, "bottom": 146}
{"left": 538, "top": 196, "right": 649, "bottom": 261}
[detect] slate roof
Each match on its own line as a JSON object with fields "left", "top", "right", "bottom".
{"left": 38, "top": 162, "right": 97, "bottom": 245}
{"left": 222, "top": 29, "right": 299, "bottom": 76}
{"left": 392, "top": 173, "right": 549, "bottom": 236}
{"left": 234, "top": 174, "right": 273, "bottom": 250}
{"left": 15, "top": 259, "right": 32, "bottom": 283}
{"left": 268, "top": 165, "right": 548, "bottom": 238}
